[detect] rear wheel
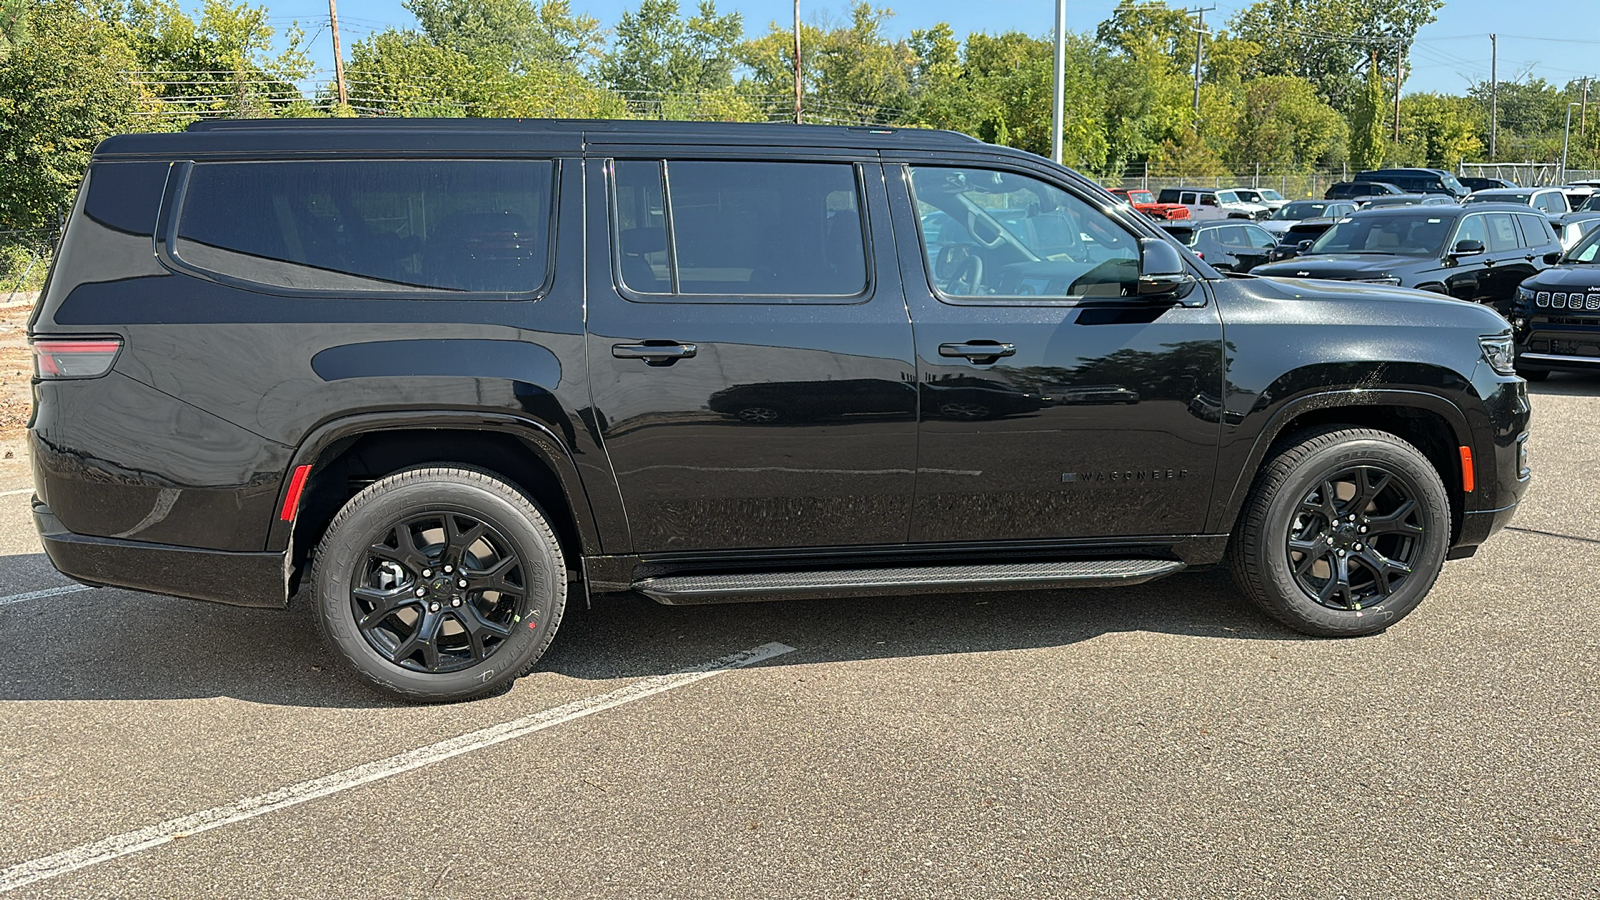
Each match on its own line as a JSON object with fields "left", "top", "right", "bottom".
{"left": 1228, "top": 428, "right": 1449, "bottom": 637}
{"left": 311, "top": 466, "right": 566, "bottom": 702}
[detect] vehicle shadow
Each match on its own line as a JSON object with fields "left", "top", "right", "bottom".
{"left": 1527, "top": 370, "right": 1600, "bottom": 395}
{"left": 0, "top": 553, "right": 1311, "bottom": 707}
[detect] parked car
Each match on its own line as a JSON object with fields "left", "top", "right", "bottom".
{"left": 1463, "top": 187, "right": 1571, "bottom": 216}
{"left": 1361, "top": 193, "right": 1458, "bottom": 210}
{"left": 1553, "top": 212, "right": 1600, "bottom": 249}
{"left": 1262, "top": 199, "right": 1357, "bottom": 237}
{"left": 29, "top": 118, "right": 1529, "bottom": 701}
{"left": 1461, "top": 176, "right": 1519, "bottom": 192}
{"left": 1268, "top": 218, "right": 1344, "bottom": 262}
{"left": 1155, "top": 187, "right": 1269, "bottom": 220}
{"left": 1253, "top": 203, "right": 1562, "bottom": 313}
{"left": 1560, "top": 185, "right": 1597, "bottom": 212}
{"left": 1326, "top": 180, "right": 1404, "bottom": 202}
{"left": 1509, "top": 225, "right": 1600, "bottom": 379}
{"left": 1159, "top": 220, "right": 1280, "bottom": 272}
{"left": 1228, "top": 187, "right": 1288, "bottom": 211}
{"left": 1355, "top": 168, "right": 1471, "bottom": 199}
{"left": 1108, "top": 188, "right": 1190, "bottom": 220}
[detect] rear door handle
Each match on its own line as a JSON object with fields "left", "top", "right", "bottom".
{"left": 612, "top": 342, "right": 698, "bottom": 366}
{"left": 939, "top": 341, "right": 1016, "bottom": 362}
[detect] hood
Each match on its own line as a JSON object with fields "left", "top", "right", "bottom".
{"left": 1228, "top": 272, "right": 1507, "bottom": 330}
{"left": 1252, "top": 254, "right": 1417, "bottom": 280}
{"left": 1523, "top": 264, "right": 1600, "bottom": 292}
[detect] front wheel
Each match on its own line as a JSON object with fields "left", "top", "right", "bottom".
{"left": 1228, "top": 428, "right": 1450, "bottom": 637}
{"left": 311, "top": 466, "right": 567, "bottom": 702}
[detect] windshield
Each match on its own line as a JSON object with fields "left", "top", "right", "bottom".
{"left": 1126, "top": 190, "right": 1154, "bottom": 204}
{"left": 1274, "top": 201, "right": 1333, "bottom": 220}
{"left": 1309, "top": 213, "right": 1454, "bottom": 257}
{"left": 1442, "top": 173, "right": 1467, "bottom": 193}
{"left": 1465, "top": 192, "right": 1530, "bottom": 205}
{"left": 1234, "top": 190, "right": 1259, "bottom": 201}
{"left": 1259, "top": 189, "right": 1284, "bottom": 201}
{"left": 1567, "top": 227, "right": 1600, "bottom": 264}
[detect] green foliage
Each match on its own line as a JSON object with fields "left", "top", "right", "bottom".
{"left": 0, "top": 1, "right": 144, "bottom": 230}
{"left": 0, "top": 0, "right": 32, "bottom": 57}
{"left": 1230, "top": 0, "right": 1443, "bottom": 113}
{"left": 1397, "top": 92, "right": 1483, "bottom": 168}
{"left": 1349, "top": 60, "right": 1387, "bottom": 170}
{"left": 403, "top": 0, "right": 602, "bottom": 74}
{"left": 1230, "top": 75, "right": 1348, "bottom": 170}
{"left": 598, "top": 0, "right": 742, "bottom": 99}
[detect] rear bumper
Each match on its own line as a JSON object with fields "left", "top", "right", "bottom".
{"left": 35, "top": 502, "right": 287, "bottom": 608}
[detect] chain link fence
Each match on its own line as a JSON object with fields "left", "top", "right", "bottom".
{"left": 1, "top": 228, "right": 59, "bottom": 306}
{"left": 1107, "top": 164, "right": 1363, "bottom": 201}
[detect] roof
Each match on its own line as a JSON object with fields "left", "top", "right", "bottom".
{"left": 93, "top": 117, "right": 988, "bottom": 160}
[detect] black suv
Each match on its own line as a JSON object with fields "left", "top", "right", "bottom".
{"left": 1252, "top": 204, "right": 1563, "bottom": 312}
{"left": 30, "top": 119, "right": 1530, "bottom": 701}
{"left": 1509, "top": 225, "right": 1600, "bottom": 379}
{"left": 1326, "top": 181, "right": 1403, "bottom": 201}
{"left": 1355, "top": 168, "right": 1471, "bottom": 200}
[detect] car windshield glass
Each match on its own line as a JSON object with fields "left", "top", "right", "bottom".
{"left": 1275, "top": 201, "right": 1330, "bottom": 220}
{"left": 1442, "top": 173, "right": 1466, "bottom": 192}
{"left": 1259, "top": 189, "right": 1284, "bottom": 201}
{"left": 1465, "top": 192, "right": 1530, "bottom": 205}
{"left": 1309, "top": 214, "right": 1453, "bottom": 256}
{"left": 1127, "top": 190, "right": 1154, "bottom": 204}
{"left": 1234, "top": 190, "right": 1259, "bottom": 201}
{"left": 1566, "top": 227, "right": 1600, "bottom": 264}
{"left": 1583, "top": 196, "right": 1600, "bottom": 212}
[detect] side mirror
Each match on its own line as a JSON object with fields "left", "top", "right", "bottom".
{"left": 1451, "top": 239, "right": 1486, "bottom": 257}
{"left": 1545, "top": 251, "right": 1563, "bottom": 265}
{"left": 1297, "top": 240, "right": 1314, "bottom": 252}
{"left": 1138, "top": 238, "right": 1198, "bottom": 300}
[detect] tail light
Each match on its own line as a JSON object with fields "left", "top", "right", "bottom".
{"left": 33, "top": 338, "right": 123, "bottom": 380}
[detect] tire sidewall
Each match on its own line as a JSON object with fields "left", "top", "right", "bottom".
{"left": 1256, "top": 436, "right": 1449, "bottom": 635}
{"left": 317, "top": 476, "right": 563, "bottom": 701}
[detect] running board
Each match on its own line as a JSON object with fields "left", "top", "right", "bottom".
{"left": 633, "top": 559, "right": 1186, "bottom": 605}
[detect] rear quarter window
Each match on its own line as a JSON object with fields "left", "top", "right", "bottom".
{"left": 167, "top": 159, "right": 557, "bottom": 297}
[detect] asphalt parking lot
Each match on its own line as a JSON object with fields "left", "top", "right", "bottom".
{"left": 2, "top": 378, "right": 1599, "bottom": 898}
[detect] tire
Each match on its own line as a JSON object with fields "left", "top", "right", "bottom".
{"left": 1227, "top": 428, "right": 1450, "bottom": 637}
{"left": 310, "top": 466, "right": 567, "bottom": 702}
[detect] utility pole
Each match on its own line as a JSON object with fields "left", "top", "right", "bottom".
{"left": 1192, "top": 6, "right": 1214, "bottom": 121}
{"left": 1490, "top": 34, "right": 1497, "bottom": 161}
{"left": 1393, "top": 39, "right": 1403, "bottom": 147}
{"left": 792, "top": 0, "right": 802, "bottom": 124}
{"left": 1583, "top": 76, "right": 1591, "bottom": 140}
{"left": 328, "top": 0, "right": 348, "bottom": 107}
{"left": 1051, "top": 0, "right": 1065, "bottom": 165}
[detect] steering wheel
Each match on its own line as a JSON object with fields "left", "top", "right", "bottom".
{"left": 945, "top": 253, "right": 984, "bottom": 295}
{"left": 966, "top": 211, "right": 1010, "bottom": 249}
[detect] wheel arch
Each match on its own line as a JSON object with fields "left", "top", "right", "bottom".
{"left": 270, "top": 412, "right": 603, "bottom": 605}
{"left": 1214, "top": 390, "right": 1473, "bottom": 546}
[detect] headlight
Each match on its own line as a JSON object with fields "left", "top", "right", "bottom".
{"left": 1516, "top": 286, "right": 1535, "bottom": 303}
{"left": 1479, "top": 334, "right": 1516, "bottom": 376}
{"left": 1353, "top": 276, "right": 1402, "bottom": 286}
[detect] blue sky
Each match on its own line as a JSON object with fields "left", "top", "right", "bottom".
{"left": 258, "top": 0, "right": 1600, "bottom": 96}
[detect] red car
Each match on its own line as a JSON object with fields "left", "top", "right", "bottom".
{"left": 1109, "top": 188, "right": 1190, "bottom": 221}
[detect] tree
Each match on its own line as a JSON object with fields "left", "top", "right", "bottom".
{"left": 739, "top": 3, "right": 913, "bottom": 125}
{"left": 1230, "top": 0, "right": 1442, "bottom": 113}
{"left": 0, "top": 0, "right": 31, "bottom": 58}
{"left": 403, "top": 0, "right": 602, "bottom": 75}
{"left": 597, "top": 0, "right": 744, "bottom": 99}
{"left": 1397, "top": 93, "right": 1482, "bottom": 168}
{"left": 0, "top": 1, "right": 145, "bottom": 230}
{"left": 1348, "top": 56, "right": 1387, "bottom": 170}
{"left": 1230, "top": 75, "right": 1348, "bottom": 170}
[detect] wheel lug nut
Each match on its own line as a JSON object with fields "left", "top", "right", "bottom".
{"left": 1337, "top": 549, "right": 1346, "bottom": 557}
{"left": 414, "top": 587, "right": 426, "bottom": 597}
{"left": 422, "top": 569, "right": 432, "bottom": 578}
{"left": 444, "top": 565, "right": 453, "bottom": 573}
{"left": 429, "top": 602, "right": 440, "bottom": 612}
{"left": 451, "top": 598, "right": 461, "bottom": 607}
{"left": 458, "top": 579, "right": 468, "bottom": 588}
{"left": 1353, "top": 543, "right": 1363, "bottom": 551}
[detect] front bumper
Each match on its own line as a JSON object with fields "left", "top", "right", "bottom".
{"left": 34, "top": 502, "right": 288, "bottom": 608}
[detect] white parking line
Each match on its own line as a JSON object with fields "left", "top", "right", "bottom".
{"left": 0, "top": 584, "right": 92, "bottom": 607}
{"left": 0, "top": 488, "right": 32, "bottom": 497}
{"left": 0, "top": 641, "right": 797, "bottom": 894}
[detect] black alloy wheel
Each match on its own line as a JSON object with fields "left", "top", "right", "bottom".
{"left": 1285, "top": 466, "right": 1424, "bottom": 611}
{"left": 1228, "top": 427, "right": 1449, "bottom": 637}
{"left": 312, "top": 466, "right": 566, "bottom": 702}
{"left": 354, "top": 512, "right": 527, "bottom": 673}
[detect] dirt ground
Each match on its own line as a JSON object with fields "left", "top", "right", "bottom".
{"left": 0, "top": 293, "right": 38, "bottom": 485}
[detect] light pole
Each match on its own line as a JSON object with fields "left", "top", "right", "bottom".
{"left": 1051, "top": 0, "right": 1065, "bottom": 165}
{"left": 1562, "top": 101, "right": 1581, "bottom": 184}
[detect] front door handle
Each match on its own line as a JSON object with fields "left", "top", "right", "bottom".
{"left": 612, "top": 341, "right": 698, "bottom": 366}
{"left": 939, "top": 341, "right": 1016, "bottom": 363}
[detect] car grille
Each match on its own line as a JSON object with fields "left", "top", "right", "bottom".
{"left": 1534, "top": 290, "right": 1600, "bottom": 311}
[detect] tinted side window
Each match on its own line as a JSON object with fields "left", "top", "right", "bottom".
{"left": 1517, "top": 214, "right": 1555, "bottom": 246}
{"left": 612, "top": 160, "right": 868, "bottom": 298}
{"left": 908, "top": 165, "right": 1139, "bottom": 301}
{"left": 1485, "top": 213, "right": 1520, "bottom": 251}
{"left": 1454, "top": 214, "right": 1487, "bottom": 248}
{"left": 173, "top": 160, "right": 554, "bottom": 295}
